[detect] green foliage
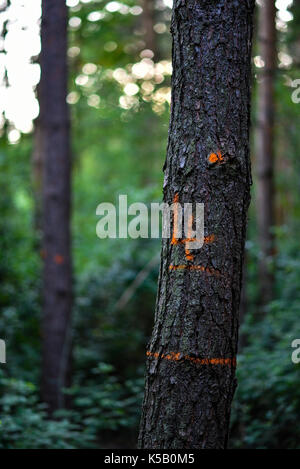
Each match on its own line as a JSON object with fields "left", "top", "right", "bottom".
{"left": 68, "top": 363, "right": 144, "bottom": 436}
{"left": 230, "top": 244, "right": 300, "bottom": 449}
{"left": 0, "top": 371, "right": 93, "bottom": 449}
{"left": 0, "top": 363, "right": 144, "bottom": 449}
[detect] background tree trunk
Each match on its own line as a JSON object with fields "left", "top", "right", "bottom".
{"left": 288, "top": 0, "right": 300, "bottom": 66}
{"left": 40, "top": 0, "right": 72, "bottom": 413}
{"left": 32, "top": 84, "right": 44, "bottom": 234}
{"left": 256, "top": 0, "right": 276, "bottom": 306}
{"left": 138, "top": 0, "right": 255, "bottom": 449}
{"left": 141, "top": 0, "right": 156, "bottom": 57}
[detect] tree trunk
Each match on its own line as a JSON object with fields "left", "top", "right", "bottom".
{"left": 256, "top": 0, "right": 276, "bottom": 306}
{"left": 238, "top": 256, "right": 248, "bottom": 350}
{"left": 141, "top": 0, "right": 156, "bottom": 57}
{"left": 40, "top": 0, "right": 72, "bottom": 413}
{"left": 32, "top": 83, "right": 44, "bottom": 234}
{"left": 288, "top": 0, "right": 300, "bottom": 66}
{"left": 138, "top": 0, "right": 255, "bottom": 449}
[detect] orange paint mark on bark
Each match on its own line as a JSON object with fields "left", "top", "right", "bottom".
{"left": 208, "top": 150, "right": 224, "bottom": 164}
{"left": 208, "top": 152, "right": 219, "bottom": 163}
{"left": 204, "top": 234, "right": 215, "bottom": 243}
{"left": 170, "top": 193, "right": 215, "bottom": 266}
{"left": 185, "top": 252, "right": 194, "bottom": 261}
{"left": 54, "top": 254, "right": 64, "bottom": 265}
{"left": 173, "top": 193, "right": 179, "bottom": 204}
{"left": 169, "top": 264, "right": 221, "bottom": 276}
{"left": 183, "top": 234, "right": 215, "bottom": 244}
{"left": 146, "top": 351, "right": 236, "bottom": 367}
{"left": 171, "top": 193, "right": 181, "bottom": 245}
{"left": 217, "top": 150, "right": 224, "bottom": 161}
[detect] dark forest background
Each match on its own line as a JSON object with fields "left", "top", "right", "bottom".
{"left": 0, "top": 0, "right": 299, "bottom": 449}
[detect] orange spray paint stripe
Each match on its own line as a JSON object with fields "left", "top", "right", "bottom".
{"left": 172, "top": 234, "right": 215, "bottom": 246}
{"left": 146, "top": 351, "right": 236, "bottom": 366}
{"left": 172, "top": 234, "right": 215, "bottom": 247}
{"left": 169, "top": 264, "right": 221, "bottom": 276}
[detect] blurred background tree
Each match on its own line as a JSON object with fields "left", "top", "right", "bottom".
{"left": 256, "top": 0, "right": 276, "bottom": 307}
{"left": 40, "top": 0, "right": 72, "bottom": 414}
{"left": 0, "top": 0, "right": 299, "bottom": 449}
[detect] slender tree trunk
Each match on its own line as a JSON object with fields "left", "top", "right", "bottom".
{"left": 256, "top": 0, "right": 276, "bottom": 306}
{"left": 141, "top": 0, "right": 156, "bottom": 57}
{"left": 289, "top": 0, "right": 300, "bottom": 66}
{"left": 32, "top": 83, "right": 44, "bottom": 234}
{"left": 238, "top": 256, "right": 248, "bottom": 350}
{"left": 40, "top": 0, "right": 72, "bottom": 413}
{"left": 138, "top": 0, "right": 255, "bottom": 449}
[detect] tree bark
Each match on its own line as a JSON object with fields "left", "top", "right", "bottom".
{"left": 138, "top": 0, "right": 255, "bottom": 449}
{"left": 40, "top": 0, "right": 72, "bottom": 413}
{"left": 256, "top": 0, "right": 276, "bottom": 306}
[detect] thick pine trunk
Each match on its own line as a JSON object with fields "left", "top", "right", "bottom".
{"left": 138, "top": 0, "right": 255, "bottom": 449}
{"left": 40, "top": 0, "right": 72, "bottom": 413}
{"left": 256, "top": 0, "right": 276, "bottom": 306}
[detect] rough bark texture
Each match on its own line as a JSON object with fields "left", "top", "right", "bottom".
{"left": 256, "top": 0, "right": 276, "bottom": 306}
{"left": 138, "top": 0, "right": 255, "bottom": 449}
{"left": 40, "top": 0, "right": 72, "bottom": 413}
